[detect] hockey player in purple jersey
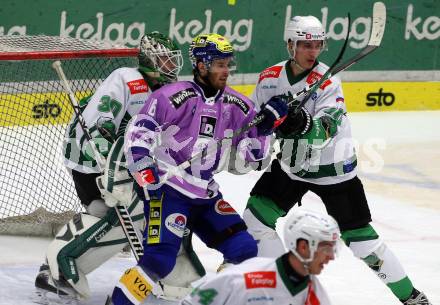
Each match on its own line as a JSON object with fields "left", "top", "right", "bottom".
{"left": 109, "top": 33, "right": 288, "bottom": 305}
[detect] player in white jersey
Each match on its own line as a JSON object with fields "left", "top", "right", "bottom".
{"left": 34, "top": 32, "right": 205, "bottom": 304}
{"left": 182, "top": 209, "right": 340, "bottom": 305}
{"left": 242, "top": 16, "right": 432, "bottom": 305}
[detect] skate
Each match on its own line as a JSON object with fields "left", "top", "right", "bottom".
{"left": 34, "top": 264, "right": 79, "bottom": 305}
{"left": 403, "top": 289, "right": 432, "bottom": 305}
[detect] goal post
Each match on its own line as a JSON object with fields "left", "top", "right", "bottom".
{"left": 0, "top": 35, "right": 138, "bottom": 236}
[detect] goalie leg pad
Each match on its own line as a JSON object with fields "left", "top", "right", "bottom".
{"left": 242, "top": 208, "right": 285, "bottom": 258}
{"left": 86, "top": 199, "right": 109, "bottom": 218}
{"left": 344, "top": 224, "right": 414, "bottom": 300}
{"left": 46, "top": 197, "right": 144, "bottom": 298}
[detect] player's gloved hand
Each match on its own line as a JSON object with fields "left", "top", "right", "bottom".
{"left": 277, "top": 106, "right": 313, "bottom": 137}
{"left": 131, "top": 162, "right": 163, "bottom": 201}
{"left": 256, "top": 96, "right": 288, "bottom": 136}
{"left": 300, "top": 107, "right": 345, "bottom": 149}
{"left": 82, "top": 119, "right": 116, "bottom": 161}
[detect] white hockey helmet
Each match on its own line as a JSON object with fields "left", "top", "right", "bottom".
{"left": 284, "top": 16, "right": 327, "bottom": 58}
{"left": 283, "top": 209, "right": 340, "bottom": 263}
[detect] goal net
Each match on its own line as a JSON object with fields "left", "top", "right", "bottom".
{"left": 0, "top": 35, "right": 138, "bottom": 236}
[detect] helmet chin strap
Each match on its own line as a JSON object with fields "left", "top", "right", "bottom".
{"left": 291, "top": 58, "right": 307, "bottom": 73}
{"left": 287, "top": 43, "right": 307, "bottom": 73}
{"left": 290, "top": 248, "right": 313, "bottom": 275}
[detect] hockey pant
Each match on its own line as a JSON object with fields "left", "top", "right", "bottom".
{"left": 112, "top": 184, "right": 258, "bottom": 305}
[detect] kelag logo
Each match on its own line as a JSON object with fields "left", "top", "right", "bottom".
{"left": 32, "top": 100, "right": 62, "bottom": 119}
{"left": 366, "top": 88, "right": 395, "bottom": 107}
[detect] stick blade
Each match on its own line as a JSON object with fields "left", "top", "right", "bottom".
{"left": 368, "top": 1, "right": 386, "bottom": 47}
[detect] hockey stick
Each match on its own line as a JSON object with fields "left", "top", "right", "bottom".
{"left": 294, "top": 1, "right": 386, "bottom": 113}
{"left": 159, "top": 2, "right": 386, "bottom": 179}
{"left": 52, "top": 61, "right": 144, "bottom": 262}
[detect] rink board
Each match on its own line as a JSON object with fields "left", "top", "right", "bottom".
{"left": 232, "top": 82, "right": 440, "bottom": 112}
{"left": 1, "top": 82, "right": 439, "bottom": 128}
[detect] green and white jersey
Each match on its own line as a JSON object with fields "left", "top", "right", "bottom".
{"left": 63, "top": 67, "right": 150, "bottom": 173}
{"left": 253, "top": 60, "right": 357, "bottom": 185}
{"left": 182, "top": 256, "right": 331, "bottom": 305}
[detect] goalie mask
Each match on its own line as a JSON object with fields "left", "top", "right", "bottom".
{"left": 284, "top": 209, "right": 340, "bottom": 264}
{"left": 189, "top": 33, "right": 236, "bottom": 73}
{"left": 138, "top": 32, "right": 183, "bottom": 83}
{"left": 284, "top": 15, "right": 327, "bottom": 59}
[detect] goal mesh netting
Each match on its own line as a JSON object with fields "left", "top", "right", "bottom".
{"left": 0, "top": 35, "right": 138, "bottom": 236}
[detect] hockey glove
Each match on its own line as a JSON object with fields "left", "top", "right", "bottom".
{"left": 277, "top": 106, "right": 313, "bottom": 137}
{"left": 82, "top": 119, "right": 116, "bottom": 161}
{"left": 256, "top": 96, "right": 288, "bottom": 136}
{"left": 300, "top": 107, "right": 345, "bottom": 148}
{"left": 130, "top": 159, "right": 163, "bottom": 201}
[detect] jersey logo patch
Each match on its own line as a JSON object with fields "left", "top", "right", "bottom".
{"left": 199, "top": 115, "right": 217, "bottom": 138}
{"left": 223, "top": 93, "right": 249, "bottom": 115}
{"left": 306, "top": 71, "right": 332, "bottom": 90}
{"left": 165, "top": 213, "right": 187, "bottom": 237}
{"left": 258, "top": 66, "right": 282, "bottom": 82}
{"left": 127, "top": 79, "right": 148, "bottom": 94}
{"left": 214, "top": 199, "right": 237, "bottom": 215}
{"left": 170, "top": 88, "right": 198, "bottom": 109}
{"left": 244, "top": 271, "right": 277, "bottom": 289}
{"left": 147, "top": 200, "right": 162, "bottom": 244}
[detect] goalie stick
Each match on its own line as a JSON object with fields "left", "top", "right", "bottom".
{"left": 52, "top": 61, "right": 144, "bottom": 262}
{"left": 157, "top": 1, "right": 386, "bottom": 181}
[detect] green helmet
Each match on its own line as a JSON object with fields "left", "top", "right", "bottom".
{"left": 138, "top": 32, "right": 183, "bottom": 83}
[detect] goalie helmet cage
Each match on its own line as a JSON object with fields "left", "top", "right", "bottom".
{"left": 0, "top": 35, "right": 138, "bottom": 237}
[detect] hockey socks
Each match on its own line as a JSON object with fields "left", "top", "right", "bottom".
{"left": 246, "top": 195, "right": 286, "bottom": 229}
{"left": 342, "top": 224, "right": 414, "bottom": 301}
